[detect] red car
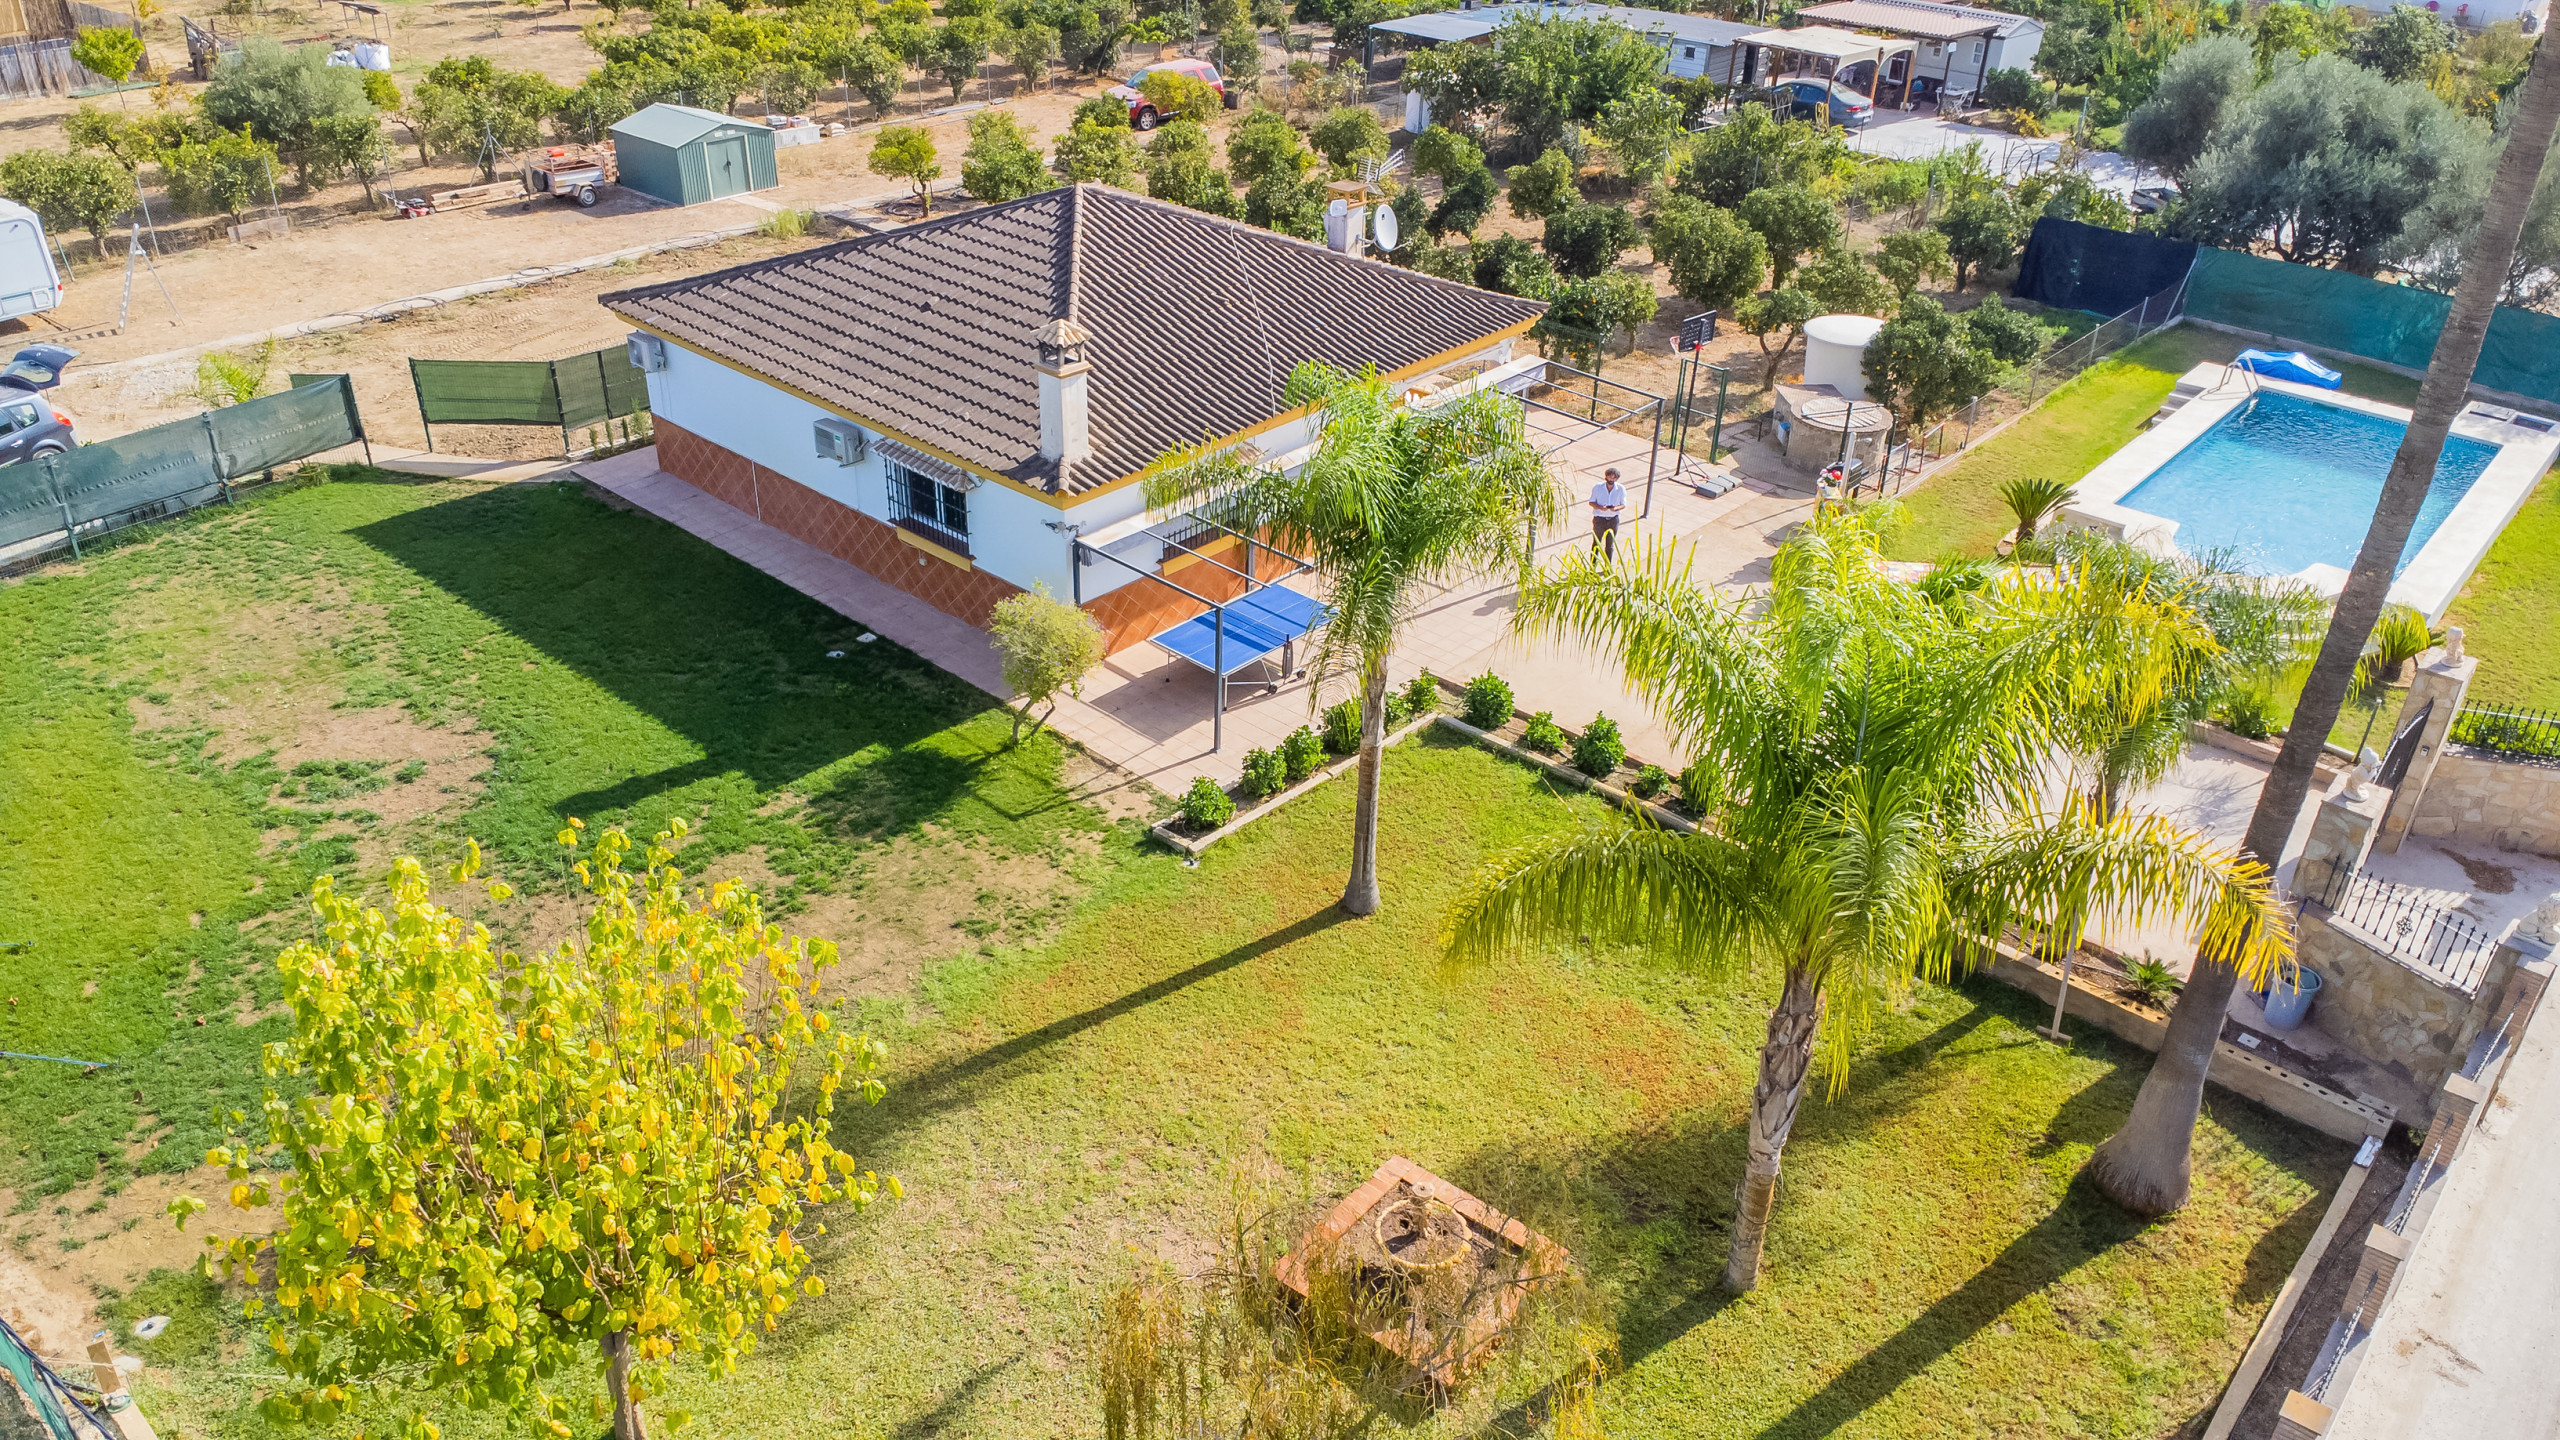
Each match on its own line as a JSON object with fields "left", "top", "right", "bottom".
{"left": 1109, "top": 57, "right": 1235, "bottom": 130}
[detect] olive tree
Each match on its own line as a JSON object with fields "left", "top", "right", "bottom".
{"left": 990, "top": 584, "right": 1107, "bottom": 742}
{"left": 2179, "top": 53, "right": 2489, "bottom": 273}
{"left": 2121, "top": 34, "right": 2256, "bottom": 184}
{"left": 176, "top": 826, "right": 894, "bottom": 1440}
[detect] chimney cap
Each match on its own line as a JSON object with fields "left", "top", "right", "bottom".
{"left": 1036, "top": 317, "right": 1094, "bottom": 373}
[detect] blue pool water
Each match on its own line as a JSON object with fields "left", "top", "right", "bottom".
{"left": 2117, "top": 391, "right": 2500, "bottom": 577}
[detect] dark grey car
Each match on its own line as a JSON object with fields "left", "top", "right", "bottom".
{"left": 0, "top": 343, "right": 76, "bottom": 465}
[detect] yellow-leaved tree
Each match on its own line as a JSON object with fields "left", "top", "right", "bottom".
{"left": 175, "top": 820, "right": 895, "bottom": 1440}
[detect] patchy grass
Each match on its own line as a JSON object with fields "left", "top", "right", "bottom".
{"left": 1889, "top": 325, "right": 2420, "bottom": 562}
{"left": 139, "top": 734, "right": 2346, "bottom": 1440}
{"left": 0, "top": 470, "right": 1104, "bottom": 1196}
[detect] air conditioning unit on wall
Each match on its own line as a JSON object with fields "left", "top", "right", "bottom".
{"left": 814, "top": 418, "right": 868, "bottom": 465}
{"left": 626, "top": 333, "right": 666, "bottom": 373}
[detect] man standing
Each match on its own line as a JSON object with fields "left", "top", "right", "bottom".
{"left": 1589, "top": 467, "right": 1628, "bottom": 560}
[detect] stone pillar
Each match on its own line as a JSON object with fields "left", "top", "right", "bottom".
{"left": 2378, "top": 642, "right": 2478, "bottom": 855}
{"left": 2296, "top": 777, "right": 2387, "bottom": 900}
{"left": 2421, "top": 1073, "right": 2489, "bottom": 1169}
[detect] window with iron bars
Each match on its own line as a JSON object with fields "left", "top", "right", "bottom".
{"left": 887, "top": 461, "right": 968, "bottom": 545}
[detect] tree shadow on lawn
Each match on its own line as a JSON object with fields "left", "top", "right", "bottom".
{"left": 832, "top": 905, "right": 1360, "bottom": 1160}
{"left": 1462, "top": 979, "right": 2287, "bottom": 1439}
{"left": 350, "top": 482, "right": 1075, "bottom": 842}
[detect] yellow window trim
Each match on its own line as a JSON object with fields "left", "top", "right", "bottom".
{"left": 895, "top": 525, "right": 975, "bottom": 570}
{"left": 619, "top": 316, "right": 1539, "bottom": 512}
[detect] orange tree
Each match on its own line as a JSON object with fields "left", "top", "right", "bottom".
{"left": 175, "top": 821, "right": 894, "bottom": 1440}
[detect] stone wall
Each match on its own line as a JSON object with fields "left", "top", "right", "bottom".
{"left": 2401, "top": 745, "right": 2560, "bottom": 860}
{"left": 2292, "top": 910, "right": 2510, "bottom": 1098}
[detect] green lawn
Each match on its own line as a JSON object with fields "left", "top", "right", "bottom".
{"left": 2442, "top": 467, "right": 2560, "bottom": 711}
{"left": 0, "top": 471, "right": 1098, "bottom": 1197}
{"left": 1889, "top": 325, "right": 2419, "bottom": 562}
{"left": 20, "top": 473, "right": 2348, "bottom": 1439}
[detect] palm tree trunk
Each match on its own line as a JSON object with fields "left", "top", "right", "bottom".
{"left": 1728, "top": 962, "right": 1821, "bottom": 1292}
{"left": 2088, "top": 37, "right": 2560, "bottom": 1217}
{"left": 604, "top": 1329, "right": 647, "bottom": 1440}
{"left": 1339, "top": 661, "right": 1389, "bottom": 916}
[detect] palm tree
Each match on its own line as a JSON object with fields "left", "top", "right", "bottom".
{"left": 2086, "top": 37, "right": 2560, "bottom": 1216}
{"left": 1145, "top": 362, "right": 1558, "bottom": 916}
{"left": 1444, "top": 514, "right": 2294, "bottom": 1290}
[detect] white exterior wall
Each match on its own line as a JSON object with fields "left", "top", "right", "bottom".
{"left": 644, "top": 338, "right": 1076, "bottom": 596}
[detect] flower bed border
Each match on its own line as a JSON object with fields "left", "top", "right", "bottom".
{"left": 1149, "top": 709, "right": 1445, "bottom": 858}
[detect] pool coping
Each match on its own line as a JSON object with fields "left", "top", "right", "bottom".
{"left": 2055, "top": 363, "right": 2560, "bottom": 621}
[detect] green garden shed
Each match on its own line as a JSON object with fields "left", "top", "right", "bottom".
{"left": 608, "top": 104, "right": 780, "bottom": 207}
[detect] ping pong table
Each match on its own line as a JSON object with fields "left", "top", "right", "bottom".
{"left": 1151, "top": 584, "right": 1328, "bottom": 712}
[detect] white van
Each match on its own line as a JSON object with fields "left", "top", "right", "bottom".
{"left": 0, "top": 200, "right": 63, "bottom": 320}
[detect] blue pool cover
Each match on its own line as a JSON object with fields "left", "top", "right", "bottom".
{"left": 2119, "top": 391, "right": 2499, "bottom": 577}
{"left": 2234, "top": 349, "right": 2344, "bottom": 389}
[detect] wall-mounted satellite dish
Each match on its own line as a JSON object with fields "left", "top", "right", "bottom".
{"left": 1371, "top": 203, "right": 1400, "bottom": 253}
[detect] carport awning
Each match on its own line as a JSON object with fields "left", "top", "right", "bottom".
{"left": 1371, "top": 11, "right": 1499, "bottom": 42}
{"left": 1736, "top": 24, "right": 1916, "bottom": 62}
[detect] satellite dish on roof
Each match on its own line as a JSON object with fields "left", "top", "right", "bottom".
{"left": 1371, "top": 203, "right": 1400, "bottom": 253}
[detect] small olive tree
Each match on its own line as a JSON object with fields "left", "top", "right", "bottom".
{"left": 989, "top": 583, "right": 1106, "bottom": 742}
{"left": 176, "top": 825, "right": 894, "bottom": 1440}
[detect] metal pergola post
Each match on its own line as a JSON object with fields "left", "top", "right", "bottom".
{"left": 1072, "top": 517, "right": 1320, "bottom": 753}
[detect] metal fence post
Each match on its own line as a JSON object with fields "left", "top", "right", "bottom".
{"left": 48, "top": 452, "right": 77, "bottom": 559}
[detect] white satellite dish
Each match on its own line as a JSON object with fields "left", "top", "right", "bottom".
{"left": 1371, "top": 203, "right": 1400, "bottom": 253}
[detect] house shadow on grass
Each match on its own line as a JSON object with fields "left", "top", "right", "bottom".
{"left": 350, "top": 481, "right": 1084, "bottom": 845}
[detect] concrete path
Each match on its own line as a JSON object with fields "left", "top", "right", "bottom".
{"left": 2325, "top": 1014, "right": 2560, "bottom": 1440}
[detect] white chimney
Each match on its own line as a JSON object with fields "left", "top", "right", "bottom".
{"left": 1036, "top": 318, "right": 1094, "bottom": 465}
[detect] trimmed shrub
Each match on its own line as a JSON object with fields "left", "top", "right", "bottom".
{"left": 1240, "top": 746, "right": 1288, "bottom": 799}
{"left": 1282, "top": 725, "right": 1325, "bottom": 783}
{"left": 1632, "top": 763, "right": 1671, "bottom": 799}
{"left": 1677, "top": 762, "right": 1712, "bottom": 816}
{"left": 1384, "top": 689, "right": 1413, "bottom": 729}
{"left": 1523, "top": 711, "right": 1566, "bottom": 754}
{"left": 1322, "top": 698, "right": 1361, "bottom": 754}
{"left": 1462, "top": 673, "right": 1514, "bottom": 729}
{"left": 1178, "top": 775, "right": 1235, "bottom": 831}
{"left": 1572, "top": 713, "right": 1626, "bottom": 778}
{"left": 1403, "top": 671, "right": 1440, "bottom": 717}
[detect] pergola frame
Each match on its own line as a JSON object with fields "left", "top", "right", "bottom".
{"left": 1738, "top": 24, "right": 1955, "bottom": 110}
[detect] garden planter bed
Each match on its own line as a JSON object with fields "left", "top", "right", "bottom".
{"left": 1433, "top": 713, "right": 1696, "bottom": 833}
{"left": 1148, "top": 709, "right": 1444, "bottom": 858}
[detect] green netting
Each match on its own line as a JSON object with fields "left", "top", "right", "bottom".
{"left": 408, "top": 347, "right": 651, "bottom": 434}
{"left": 0, "top": 1318, "right": 104, "bottom": 1440}
{"left": 2183, "top": 247, "right": 2560, "bottom": 404}
{"left": 0, "top": 377, "right": 362, "bottom": 558}
{"left": 410, "top": 357, "right": 561, "bottom": 426}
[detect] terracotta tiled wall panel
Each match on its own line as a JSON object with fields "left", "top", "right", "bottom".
{"left": 1083, "top": 534, "right": 1305, "bottom": 657}
{"left": 653, "top": 419, "right": 1024, "bottom": 628}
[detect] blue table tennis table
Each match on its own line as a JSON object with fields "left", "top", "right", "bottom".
{"left": 1151, "top": 585, "right": 1328, "bottom": 748}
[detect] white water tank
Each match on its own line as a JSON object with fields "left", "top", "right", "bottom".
{"left": 1802, "top": 314, "right": 1886, "bottom": 400}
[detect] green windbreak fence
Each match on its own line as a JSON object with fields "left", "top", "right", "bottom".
{"left": 0, "top": 374, "right": 364, "bottom": 563}
{"left": 2015, "top": 221, "right": 2560, "bottom": 405}
{"left": 408, "top": 344, "right": 652, "bottom": 451}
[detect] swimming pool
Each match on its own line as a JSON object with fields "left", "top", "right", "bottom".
{"left": 2115, "top": 391, "right": 2501, "bottom": 578}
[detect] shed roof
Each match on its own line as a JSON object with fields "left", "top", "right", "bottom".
{"left": 1794, "top": 0, "right": 2037, "bottom": 39}
{"left": 609, "top": 103, "right": 760, "bottom": 147}
{"left": 601, "top": 184, "right": 1545, "bottom": 496}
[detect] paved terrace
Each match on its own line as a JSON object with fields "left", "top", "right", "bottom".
{"left": 575, "top": 407, "right": 1824, "bottom": 798}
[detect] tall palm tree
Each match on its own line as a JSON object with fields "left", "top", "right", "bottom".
{"left": 1444, "top": 514, "right": 2294, "bottom": 1290}
{"left": 1145, "top": 362, "right": 1557, "bottom": 916}
{"left": 2086, "top": 38, "right": 2560, "bottom": 1216}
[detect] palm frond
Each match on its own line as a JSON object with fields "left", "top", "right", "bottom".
{"left": 1442, "top": 816, "right": 1759, "bottom": 980}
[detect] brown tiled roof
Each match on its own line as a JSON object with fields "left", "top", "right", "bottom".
{"left": 599, "top": 184, "right": 1546, "bottom": 495}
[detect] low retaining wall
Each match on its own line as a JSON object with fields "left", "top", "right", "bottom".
{"left": 1977, "top": 946, "right": 2394, "bottom": 1142}
{"left": 2291, "top": 910, "right": 2511, "bottom": 1099}
{"left": 2401, "top": 744, "right": 2560, "bottom": 859}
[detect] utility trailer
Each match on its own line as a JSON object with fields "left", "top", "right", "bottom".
{"left": 523, "top": 145, "right": 618, "bottom": 208}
